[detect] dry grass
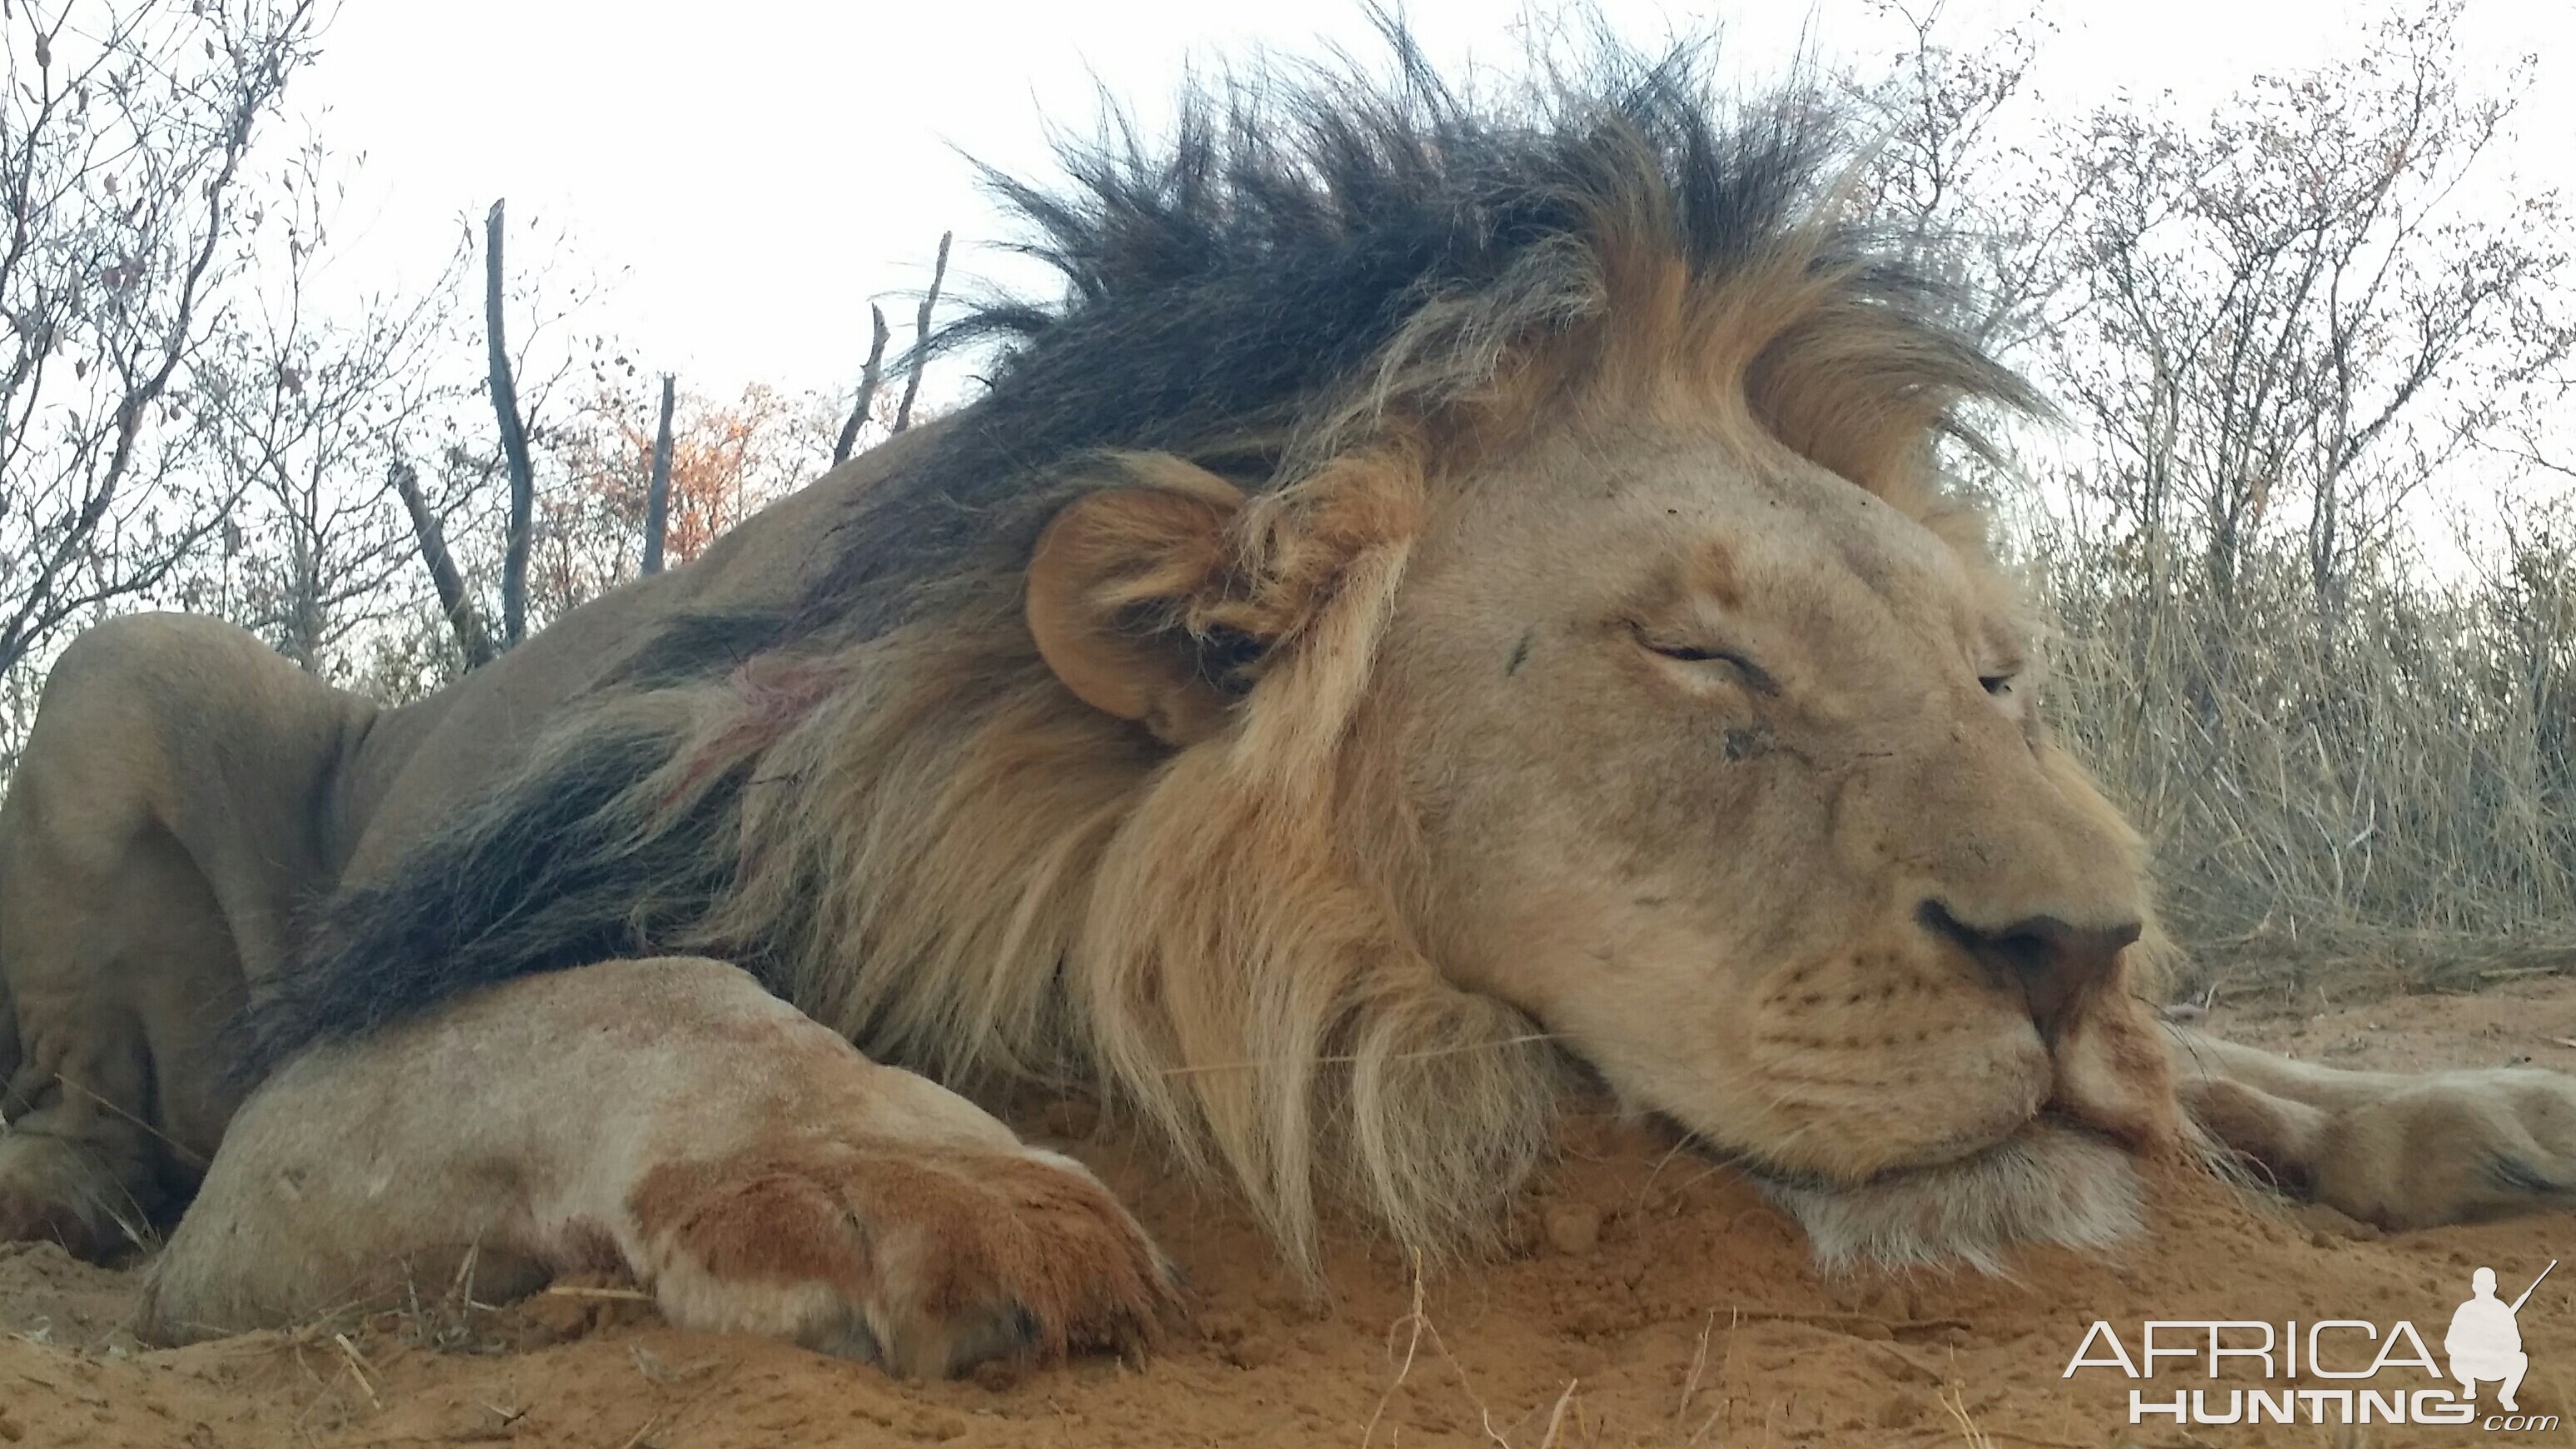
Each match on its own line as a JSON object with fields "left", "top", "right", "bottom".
{"left": 1934, "top": 1384, "right": 1994, "bottom": 1449}
{"left": 2033, "top": 519, "right": 2576, "bottom": 1001}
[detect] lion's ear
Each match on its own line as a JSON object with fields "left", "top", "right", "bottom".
{"left": 1026, "top": 466, "right": 1261, "bottom": 747}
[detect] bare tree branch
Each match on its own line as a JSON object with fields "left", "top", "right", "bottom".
{"left": 641, "top": 373, "right": 676, "bottom": 573}
{"left": 484, "top": 198, "right": 536, "bottom": 647}
{"left": 894, "top": 231, "right": 950, "bottom": 433}
{"left": 389, "top": 459, "right": 495, "bottom": 669}
{"left": 832, "top": 304, "right": 891, "bottom": 464}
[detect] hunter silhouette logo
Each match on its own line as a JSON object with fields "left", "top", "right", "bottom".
{"left": 2062, "top": 1258, "right": 2563, "bottom": 1430}
{"left": 2448, "top": 1263, "right": 2554, "bottom": 1412}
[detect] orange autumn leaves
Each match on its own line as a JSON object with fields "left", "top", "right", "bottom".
{"left": 556, "top": 382, "right": 830, "bottom": 572}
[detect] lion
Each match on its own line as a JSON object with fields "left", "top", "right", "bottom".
{"left": 4, "top": 33, "right": 2574, "bottom": 1377}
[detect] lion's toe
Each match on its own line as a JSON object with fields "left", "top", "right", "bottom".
{"left": 941, "top": 1147, "right": 1181, "bottom": 1361}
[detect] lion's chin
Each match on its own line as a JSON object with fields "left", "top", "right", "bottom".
{"left": 1749, "top": 1120, "right": 2142, "bottom": 1274}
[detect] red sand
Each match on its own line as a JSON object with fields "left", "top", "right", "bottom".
{"left": 7, "top": 978, "right": 2576, "bottom": 1448}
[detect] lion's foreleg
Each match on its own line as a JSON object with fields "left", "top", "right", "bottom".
{"left": 142, "top": 956, "right": 1177, "bottom": 1376}
{"left": 2170, "top": 1024, "right": 2576, "bottom": 1228}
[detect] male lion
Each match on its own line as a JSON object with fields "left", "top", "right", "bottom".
{"left": 4, "top": 37, "right": 2574, "bottom": 1377}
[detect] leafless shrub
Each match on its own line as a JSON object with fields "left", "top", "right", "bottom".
{"left": 0, "top": 0, "right": 324, "bottom": 681}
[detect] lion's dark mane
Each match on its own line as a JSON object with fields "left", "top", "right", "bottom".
{"left": 789, "top": 26, "right": 1900, "bottom": 647}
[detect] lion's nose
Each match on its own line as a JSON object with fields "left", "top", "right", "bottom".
{"left": 1919, "top": 901, "right": 2142, "bottom": 1035}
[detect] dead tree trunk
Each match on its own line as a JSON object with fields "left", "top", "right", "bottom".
{"left": 484, "top": 200, "right": 536, "bottom": 646}
{"left": 390, "top": 461, "right": 497, "bottom": 668}
{"left": 832, "top": 305, "right": 893, "bottom": 464}
{"left": 894, "top": 231, "right": 951, "bottom": 433}
{"left": 642, "top": 374, "right": 676, "bottom": 573}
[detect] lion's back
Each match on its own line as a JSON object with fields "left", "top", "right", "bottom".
{"left": 329, "top": 420, "right": 954, "bottom": 887}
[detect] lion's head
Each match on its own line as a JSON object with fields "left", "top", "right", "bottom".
{"left": 771, "top": 37, "right": 2187, "bottom": 1275}
{"left": 1002, "top": 380, "right": 2184, "bottom": 1265}
{"left": 998, "top": 300, "right": 2181, "bottom": 1276}
{"left": 917, "top": 45, "right": 2184, "bottom": 1263}
{"left": 248, "top": 29, "right": 2187, "bottom": 1279}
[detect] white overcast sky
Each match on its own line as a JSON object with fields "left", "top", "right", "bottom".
{"left": 288, "top": 0, "right": 2574, "bottom": 409}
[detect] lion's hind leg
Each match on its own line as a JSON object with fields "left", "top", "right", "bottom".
{"left": 2, "top": 614, "right": 371, "bottom": 1256}
{"left": 0, "top": 796, "right": 207, "bottom": 1255}
{"left": 144, "top": 956, "right": 1178, "bottom": 1377}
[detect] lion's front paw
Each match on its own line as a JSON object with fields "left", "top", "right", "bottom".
{"left": 628, "top": 1136, "right": 1181, "bottom": 1377}
{"left": 2311, "top": 1069, "right": 2576, "bottom": 1229}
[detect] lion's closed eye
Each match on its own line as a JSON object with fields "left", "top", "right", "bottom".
{"left": 1630, "top": 624, "right": 1778, "bottom": 695}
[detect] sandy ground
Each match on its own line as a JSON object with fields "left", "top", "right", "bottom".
{"left": 7, "top": 978, "right": 2576, "bottom": 1448}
